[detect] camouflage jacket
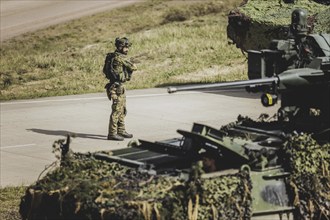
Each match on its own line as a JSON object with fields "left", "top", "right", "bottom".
{"left": 108, "top": 51, "right": 137, "bottom": 83}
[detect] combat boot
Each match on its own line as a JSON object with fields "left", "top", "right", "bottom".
{"left": 118, "top": 131, "right": 133, "bottom": 138}
{"left": 107, "top": 134, "right": 124, "bottom": 141}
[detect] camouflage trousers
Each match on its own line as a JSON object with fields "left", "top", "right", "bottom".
{"left": 108, "top": 85, "right": 127, "bottom": 135}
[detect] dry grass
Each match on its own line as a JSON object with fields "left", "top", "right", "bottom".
{"left": 0, "top": 0, "right": 244, "bottom": 101}
{"left": 0, "top": 186, "right": 26, "bottom": 220}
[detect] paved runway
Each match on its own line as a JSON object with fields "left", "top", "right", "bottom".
{"left": 0, "top": 88, "right": 278, "bottom": 187}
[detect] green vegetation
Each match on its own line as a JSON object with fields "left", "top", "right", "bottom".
{"left": 0, "top": 0, "right": 244, "bottom": 101}
{"left": 0, "top": 186, "right": 26, "bottom": 220}
{"left": 239, "top": 0, "right": 327, "bottom": 25}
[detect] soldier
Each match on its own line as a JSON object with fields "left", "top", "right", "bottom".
{"left": 103, "top": 37, "right": 137, "bottom": 141}
{"left": 289, "top": 9, "right": 314, "bottom": 68}
{"left": 200, "top": 151, "right": 218, "bottom": 173}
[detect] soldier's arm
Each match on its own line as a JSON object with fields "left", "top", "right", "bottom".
{"left": 123, "top": 59, "right": 137, "bottom": 72}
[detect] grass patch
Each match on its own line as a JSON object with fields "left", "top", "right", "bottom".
{"left": 0, "top": 0, "right": 244, "bottom": 101}
{"left": 0, "top": 186, "right": 26, "bottom": 220}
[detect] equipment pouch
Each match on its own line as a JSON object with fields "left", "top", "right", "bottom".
{"left": 116, "top": 85, "right": 125, "bottom": 95}
{"left": 104, "top": 83, "right": 112, "bottom": 100}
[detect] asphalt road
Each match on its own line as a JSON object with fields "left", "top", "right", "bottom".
{"left": 0, "top": 88, "right": 278, "bottom": 187}
{"left": 0, "top": 0, "right": 141, "bottom": 41}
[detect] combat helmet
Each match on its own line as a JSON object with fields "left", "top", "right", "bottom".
{"left": 115, "top": 37, "right": 132, "bottom": 48}
{"left": 290, "top": 9, "right": 308, "bottom": 36}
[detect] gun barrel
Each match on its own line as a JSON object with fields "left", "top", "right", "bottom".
{"left": 168, "top": 77, "right": 278, "bottom": 93}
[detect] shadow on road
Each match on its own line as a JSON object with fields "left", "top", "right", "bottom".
{"left": 27, "top": 128, "right": 107, "bottom": 140}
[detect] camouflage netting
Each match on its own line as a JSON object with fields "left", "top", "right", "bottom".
{"left": 19, "top": 140, "right": 252, "bottom": 220}
{"left": 227, "top": 0, "right": 330, "bottom": 51}
{"left": 19, "top": 119, "right": 330, "bottom": 220}
{"left": 222, "top": 116, "right": 330, "bottom": 219}
{"left": 282, "top": 134, "right": 330, "bottom": 220}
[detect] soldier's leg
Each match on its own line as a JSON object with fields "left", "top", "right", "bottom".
{"left": 118, "top": 94, "right": 133, "bottom": 138}
{"left": 117, "top": 94, "right": 126, "bottom": 134}
{"left": 108, "top": 95, "right": 124, "bottom": 141}
{"left": 108, "top": 103, "right": 119, "bottom": 134}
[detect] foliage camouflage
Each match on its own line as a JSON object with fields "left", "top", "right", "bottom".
{"left": 219, "top": 116, "right": 330, "bottom": 219}
{"left": 0, "top": 0, "right": 242, "bottom": 101}
{"left": 281, "top": 134, "right": 330, "bottom": 220}
{"left": 196, "top": 171, "right": 252, "bottom": 219}
{"left": 227, "top": 0, "right": 330, "bottom": 51}
{"left": 19, "top": 118, "right": 330, "bottom": 219}
{"left": 19, "top": 141, "right": 252, "bottom": 220}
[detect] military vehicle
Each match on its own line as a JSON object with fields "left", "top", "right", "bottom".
{"left": 170, "top": 8, "right": 330, "bottom": 140}
{"left": 227, "top": 0, "right": 330, "bottom": 51}
{"left": 20, "top": 9, "right": 329, "bottom": 220}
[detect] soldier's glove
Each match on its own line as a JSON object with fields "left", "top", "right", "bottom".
{"left": 126, "top": 68, "right": 133, "bottom": 81}
{"left": 130, "top": 63, "right": 137, "bottom": 71}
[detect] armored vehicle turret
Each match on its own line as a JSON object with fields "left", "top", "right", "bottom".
{"left": 170, "top": 9, "right": 330, "bottom": 141}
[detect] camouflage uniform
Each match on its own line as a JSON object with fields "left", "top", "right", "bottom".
{"left": 104, "top": 37, "right": 137, "bottom": 140}
{"left": 108, "top": 52, "right": 136, "bottom": 135}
